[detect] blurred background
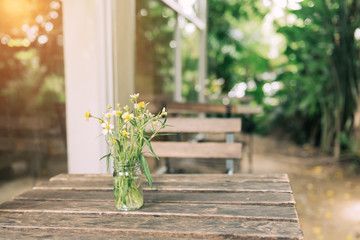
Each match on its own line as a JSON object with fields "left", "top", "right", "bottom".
{"left": 0, "top": 0, "right": 360, "bottom": 239}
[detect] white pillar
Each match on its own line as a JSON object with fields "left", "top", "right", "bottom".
{"left": 174, "top": 14, "right": 183, "bottom": 102}
{"left": 198, "top": 0, "right": 207, "bottom": 103}
{"left": 63, "top": 0, "right": 114, "bottom": 173}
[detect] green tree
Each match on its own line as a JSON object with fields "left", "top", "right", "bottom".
{"left": 274, "top": 0, "right": 360, "bottom": 157}
{"left": 207, "top": 0, "right": 270, "bottom": 94}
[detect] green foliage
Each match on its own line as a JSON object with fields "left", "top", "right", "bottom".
{"left": 272, "top": 0, "right": 360, "bottom": 155}
{"left": 207, "top": 0, "right": 270, "bottom": 93}
{"left": 207, "top": 0, "right": 360, "bottom": 161}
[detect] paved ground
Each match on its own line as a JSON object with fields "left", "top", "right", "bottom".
{"left": 1, "top": 135, "right": 360, "bottom": 239}
{"left": 250, "top": 135, "right": 360, "bottom": 240}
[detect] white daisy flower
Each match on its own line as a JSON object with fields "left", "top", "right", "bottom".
{"left": 130, "top": 93, "right": 139, "bottom": 99}
{"left": 122, "top": 112, "right": 134, "bottom": 122}
{"left": 105, "top": 112, "right": 113, "bottom": 119}
{"left": 161, "top": 107, "right": 167, "bottom": 116}
{"left": 101, "top": 122, "right": 114, "bottom": 135}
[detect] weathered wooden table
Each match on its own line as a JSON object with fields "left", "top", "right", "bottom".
{"left": 0, "top": 174, "right": 303, "bottom": 239}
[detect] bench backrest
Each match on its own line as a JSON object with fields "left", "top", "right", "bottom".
{"left": 165, "top": 102, "right": 263, "bottom": 115}
{"left": 143, "top": 117, "right": 242, "bottom": 173}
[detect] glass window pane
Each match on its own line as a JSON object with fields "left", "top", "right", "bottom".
{"left": 180, "top": 17, "right": 200, "bottom": 102}
{"left": 135, "top": 0, "right": 176, "bottom": 107}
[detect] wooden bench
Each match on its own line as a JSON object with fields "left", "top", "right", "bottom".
{"left": 144, "top": 117, "right": 242, "bottom": 174}
{"left": 163, "top": 102, "right": 263, "bottom": 172}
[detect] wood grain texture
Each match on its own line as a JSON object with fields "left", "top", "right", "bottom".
{"left": 143, "top": 142, "right": 242, "bottom": 159}
{"left": 0, "top": 230, "right": 182, "bottom": 240}
{"left": 33, "top": 179, "right": 292, "bottom": 193}
{"left": 0, "top": 212, "right": 303, "bottom": 239}
{"left": 50, "top": 173, "right": 290, "bottom": 182}
{"left": 0, "top": 200, "right": 299, "bottom": 222}
{"left": 14, "top": 190, "right": 295, "bottom": 206}
{"left": 0, "top": 174, "right": 303, "bottom": 239}
{"left": 154, "top": 118, "right": 241, "bottom": 133}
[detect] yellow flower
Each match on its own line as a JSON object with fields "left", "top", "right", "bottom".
{"left": 113, "top": 110, "right": 122, "bottom": 117}
{"left": 85, "top": 111, "right": 91, "bottom": 121}
{"left": 107, "top": 105, "right": 112, "bottom": 109}
{"left": 122, "top": 112, "right": 134, "bottom": 122}
{"left": 153, "top": 121, "right": 159, "bottom": 126}
{"left": 161, "top": 107, "right": 167, "bottom": 116}
{"left": 138, "top": 101, "right": 146, "bottom": 108}
{"left": 105, "top": 112, "right": 112, "bottom": 119}
{"left": 122, "top": 130, "right": 129, "bottom": 138}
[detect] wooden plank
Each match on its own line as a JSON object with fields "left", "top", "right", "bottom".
{"left": 144, "top": 142, "right": 242, "bottom": 159}
{"left": 0, "top": 212, "right": 304, "bottom": 239}
{"left": 166, "top": 102, "right": 263, "bottom": 115}
{"left": 154, "top": 118, "right": 241, "bottom": 133}
{"left": 50, "top": 173, "right": 290, "bottom": 182}
{"left": 166, "top": 158, "right": 236, "bottom": 173}
{"left": 0, "top": 200, "right": 299, "bottom": 222}
{"left": 234, "top": 105, "right": 263, "bottom": 115}
{"left": 33, "top": 180, "right": 292, "bottom": 193}
{"left": 166, "top": 102, "right": 229, "bottom": 114}
{"left": 14, "top": 190, "right": 295, "bottom": 206}
{"left": 0, "top": 230, "right": 178, "bottom": 240}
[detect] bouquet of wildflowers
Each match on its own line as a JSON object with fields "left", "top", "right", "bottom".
{"left": 85, "top": 93, "right": 167, "bottom": 210}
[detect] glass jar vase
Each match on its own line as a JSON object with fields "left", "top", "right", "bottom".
{"left": 113, "top": 161, "right": 143, "bottom": 211}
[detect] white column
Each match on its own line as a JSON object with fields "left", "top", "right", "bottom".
{"left": 63, "top": 0, "right": 114, "bottom": 173}
{"left": 174, "top": 14, "right": 183, "bottom": 102}
{"left": 198, "top": 0, "right": 207, "bottom": 103}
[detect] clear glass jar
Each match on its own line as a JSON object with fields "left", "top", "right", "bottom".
{"left": 113, "top": 161, "right": 143, "bottom": 211}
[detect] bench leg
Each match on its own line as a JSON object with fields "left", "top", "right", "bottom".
{"left": 248, "top": 134, "right": 253, "bottom": 173}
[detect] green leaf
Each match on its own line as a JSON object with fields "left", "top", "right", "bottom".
{"left": 99, "top": 153, "right": 111, "bottom": 172}
{"left": 122, "top": 179, "right": 129, "bottom": 204}
{"left": 144, "top": 137, "right": 159, "bottom": 160}
{"left": 99, "top": 153, "right": 111, "bottom": 160}
{"left": 140, "top": 153, "right": 152, "bottom": 188}
{"left": 115, "top": 139, "right": 122, "bottom": 152}
{"left": 162, "top": 115, "right": 168, "bottom": 125}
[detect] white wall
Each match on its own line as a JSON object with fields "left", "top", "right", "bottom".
{"left": 63, "top": 0, "right": 112, "bottom": 173}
